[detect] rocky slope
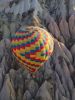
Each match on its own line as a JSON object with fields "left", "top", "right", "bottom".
{"left": 0, "top": 0, "right": 75, "bottom": 100}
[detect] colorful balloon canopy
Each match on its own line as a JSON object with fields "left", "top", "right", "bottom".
{"left": 11, "top": 26, "right": 54, "bottom": 73}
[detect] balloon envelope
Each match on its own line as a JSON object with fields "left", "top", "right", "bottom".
{"left": 11, "top": 26, "right": 54, "bottom": 73}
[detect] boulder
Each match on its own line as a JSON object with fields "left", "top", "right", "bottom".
{"left": 23, "top": 90, "right": 32, "bottom": 100}
{"left": 0, "top": 40, "right": 5, "bottom": 62}
{"left": 69, "top": 0, "right": 75, "bottom": 16}
{"left": 59, "top": 18, "right": 70, "bottom": 43}
{"left": 0, "top": 74, "right": 16, "bottom": 100}
{"left": 47, "top": 16, "right": 61, "bottom": 39}
{"left": 70, "top": 44, "right": 75, "bottom": 56}
{"left": 27, "top": 80, "right": 39, "bottom": 97}
{"left": 72, "top": 88, "right": 75, "bottom": 100}
{"left": 60, "top": 42, "right": 73, "bottom": 63}
{"left": 35, "top": 81, "right": 52, "bottom": 100}
{"left": 69, "top": 15, "right": 75, "bottom": 40}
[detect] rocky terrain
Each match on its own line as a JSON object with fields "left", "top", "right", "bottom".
{"left": 0, "top": 0, "right": 75, "bottom": 100}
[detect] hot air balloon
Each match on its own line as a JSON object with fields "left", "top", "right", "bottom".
{"left": 11, "top": 26, "right": 54, "bottom": 74}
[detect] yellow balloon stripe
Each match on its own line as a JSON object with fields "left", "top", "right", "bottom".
{"left": 13, "top": 53, "right": 38, "bottom": 73}
{"left": 13, "top": 52, "right": 42, "bottom": 66}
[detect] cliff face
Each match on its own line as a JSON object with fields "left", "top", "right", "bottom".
{"left": 0, "top": 0, "right": 75, "bottom": 100}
